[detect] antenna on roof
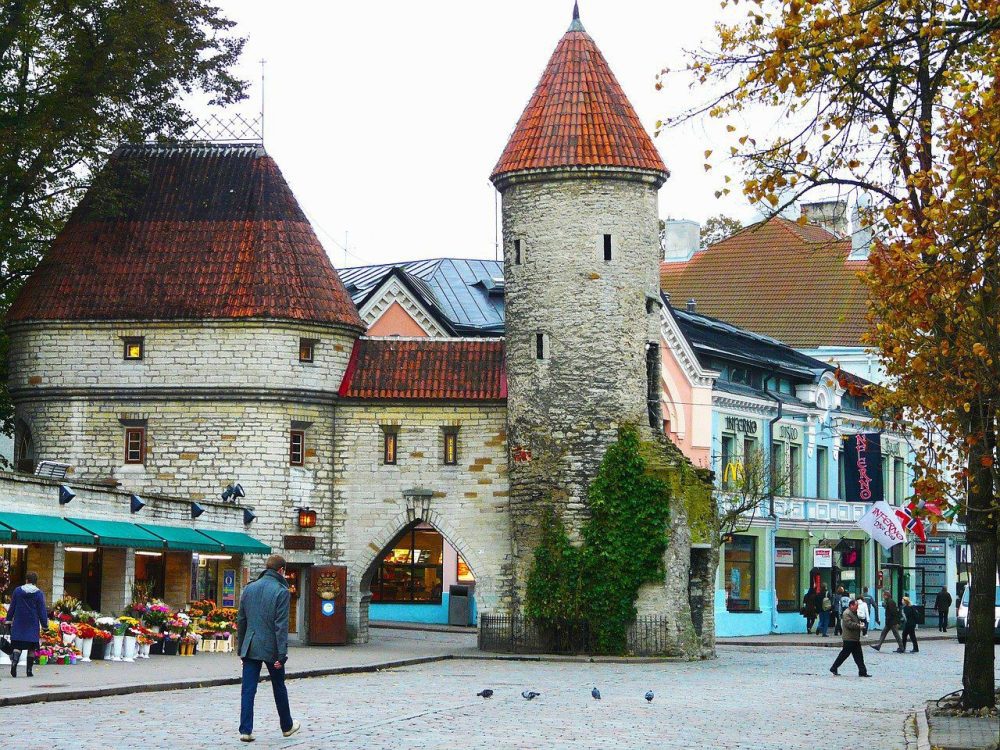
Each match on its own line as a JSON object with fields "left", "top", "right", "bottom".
{"left": 260, "top": 58, "right": 267, "bottom": 148}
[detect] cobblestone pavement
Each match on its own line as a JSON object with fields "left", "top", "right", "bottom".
{"left": 9, "top": 640, "right": 990, "bottom": 750}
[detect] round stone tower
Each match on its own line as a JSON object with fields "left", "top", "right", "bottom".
{"left": 491, "top": 6, "right": 669, "bottom": 604}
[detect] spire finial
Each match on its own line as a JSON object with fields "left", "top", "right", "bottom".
{"left": 568, "top": 1, "right": 585, "bottom": 32}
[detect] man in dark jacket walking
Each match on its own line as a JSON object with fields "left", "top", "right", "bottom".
{"left": 237, "top": 554, "right": 301, "bottom": 742}
{"left": 934, "top": 587, "right": 952, "bottom": 632}
{"left": 830, "top": 599, "right": 870, "bottom": 677}
{"left": 870, "top": 591, "right": 903, "bottom": 652}
{"left": 7, "top": 571, "right": 48, "bottom": 677}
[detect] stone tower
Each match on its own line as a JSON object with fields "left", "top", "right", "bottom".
{"left": 491, "top": 7, "right": 671, "bottom": 606}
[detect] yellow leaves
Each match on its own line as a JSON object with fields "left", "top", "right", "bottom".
{"left": 963, "top": 402, "right": 971, "bottom": 412}
{"left": 795, "top": 151, "right": 808, "bottom": 163}
{"left": 726, "top": 124, "right": 736, "bottom": 132}
{"left": 704, "top": 149, "right": 713, "bottom": 158}
{"left": 972, "top": 342, "right": 988, "bottom": 358}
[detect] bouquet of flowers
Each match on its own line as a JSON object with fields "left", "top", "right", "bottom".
{"left": 74, "top": 609, "right": 98, "bottom": 625}
{"left": 92, "top": 629, "right": 113, "bottom": 643}
{"left": 126, "top": 601, "right": 149, "bottom": 620}
{"left": 207, "top": 607, "right": 238, "bottom": 622}
{"left": 75, "top": 623, "right": 98, "bottom": 640}
{"left": 187, "top": 599, "right": 216, "bottom": 618}
{"left": 59, "top": 622, "right": 78, "bottom": 637}
{"left": 142, "top": 602, "right": 171, "bottom": 628}
{"left": 95, "top": 616, "right": 117, "bottom": 637}
{"left": 118, "top": 616, "right": 141, "bottom": 636}
{"left": 51, "top": 596, "right": 81, "bottom": 618}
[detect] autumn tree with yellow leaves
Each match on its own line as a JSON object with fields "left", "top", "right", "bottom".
{"left": 664, "top": 0, "right": 1000, "bottom": 708}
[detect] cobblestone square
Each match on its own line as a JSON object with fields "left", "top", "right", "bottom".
{"left": 10, "top": 639, "right": 989, "bottom": 749}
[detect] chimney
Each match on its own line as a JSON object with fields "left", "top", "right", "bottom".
{"left": 849, "top": 198, "right": 872, "bottom": 259}
{"left": 663, "top": 219, "right": 701, "bottom": 262}
{"left": 800, "top": 200, "right": 848, "bottom": 237}
{"left": 686, "top": 299, "right": 697, "bottom": 313}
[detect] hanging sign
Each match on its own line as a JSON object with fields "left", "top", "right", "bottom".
{"left": 843, "top": 433, "right": 884, "bottom": 503}
{"left": 813, "top": 547, "right": 833, "bottom": 568}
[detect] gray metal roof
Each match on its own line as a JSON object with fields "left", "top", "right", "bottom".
{"left": 339, "top": 258, "right": 505, "bottom": 335}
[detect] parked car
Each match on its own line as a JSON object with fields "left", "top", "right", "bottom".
{"left": 955, "top": 583, "right": 1000, "bottom": 644}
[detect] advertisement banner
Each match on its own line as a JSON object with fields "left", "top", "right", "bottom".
{"left": 813, "top": 547, "right": 832, "bottom": 568}
{"left": 857, "top": 500, "right": 907, "bottom": 551}
{"left": 843, "top": 433, "right": 884, "bottom": 503}
{"left": 775, "top": 547, "right": 795, "bottom": 567}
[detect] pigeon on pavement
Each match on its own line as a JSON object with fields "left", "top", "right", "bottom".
{"left": 477, "top": 689, "right": 494, "bottom": 698}
{"left": 645, "top": 691, "right": 654, "bottom": 703}
{"left": 591, "top": 687, "right": 601, "bottom": 700}
{"left": 521, "top": 691, "right": 541, "bottom": 700}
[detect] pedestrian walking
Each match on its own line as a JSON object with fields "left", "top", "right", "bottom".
{"left": 870, "top": 591, "right": 903, "bottom": 652}
{"left": 934, "top": 587, "right": 952, "bottom": 632}
{"left": 862, "top": 587, "right": 879, "bottom": 627}
{"left": 817, "top": 585, "right": 832, "bottom": 637}
{"left": 855, "top": 593, "right": 870, "bottom": 636}
{"left": 832, "top": 586, "right": 848, "bottom": 635}
{"left": 7, "top": 571, "right": 47, "bottom": 677}
{"left": 237, "top": 554, "right": 301, "bottom": 742}
{"left": 802, "top": 588, "right": 818, "bottom": 633}
{"left": 900, "top": 596, "right": 919, "bottom": 653}
{"left": 830, "top": 600, "right": 870, "bottom": 677}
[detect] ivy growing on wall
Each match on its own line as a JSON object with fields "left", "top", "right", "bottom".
{"left": 524, "top": 424, "right": 673, "bottom": 653}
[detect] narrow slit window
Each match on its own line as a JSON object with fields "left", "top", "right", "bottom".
{"left": 443, "top": 430, "right": 458, "bottom": 465}
{"left": 513, "top": 239, "right": 522, "bottom": 265}
{"left": 384, "top": 431, "right": 397, "bottom": 465}
{"left": 603, "top": 234, "right": 612, "bottom": 261}
{"left": 124, "top": 427, "right": 146, "bottom": 464}
{"left": 535, "top": 333, "right": 545, "bottom": 360}
{"left": 289, "top": 430, "right": 305, "bottom": 466}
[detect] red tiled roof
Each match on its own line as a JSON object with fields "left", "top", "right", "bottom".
{"left": 7, "top": 144, "right": 363, "bottom": 328}
{"left": 491, "top": 18, "right": 666, "bottom": 182}
{"left": 338, "top": 338, "right": 507, "bottom": 400}
{"left": 660, "top": 216, "right": 869, "bottom": 348}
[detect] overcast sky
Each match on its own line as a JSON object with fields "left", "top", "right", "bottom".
{"left": 202, "top": 0, "right": 755, "bottom": 268}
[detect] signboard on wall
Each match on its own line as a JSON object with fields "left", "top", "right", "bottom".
{"left": 843, "top": 433, "right": 884, "bottom": 503}
{"left": 308, "top": 565, "right": 347, "bottom": 645}
{"left": 813, "top": 547, "right": 833, "bottom": 568}
{"left": 222, "top": 569, "right": 236, "bottom": 607}
{"left": 775, "top": 547, "right": 795, "bottom": 567}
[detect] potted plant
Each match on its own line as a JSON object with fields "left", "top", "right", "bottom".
{"left": 118, "top": 616, "right": 140, "bottom": 662}
{"left": 75, "top": 623, "right": 97, "bottom": 661}
{"left": 162, "top": 632, "right": 180, "bottom": 656}
{"left": 179, "top": 635, "right": 197, "bottom": 656}
{"left": 59, "top": 621, "right": 78, "bottom": 646}
{"left": 95, "top": 617, "right": 119, "bottom": 659}
{"left": 34, "top": 647, "right": 51, "bottom": 666}
{"left": 90, "top": 628, "right": 112, "bottom": 660}
{"left": 142, "top": 603, "right": 171, "bottom": 632}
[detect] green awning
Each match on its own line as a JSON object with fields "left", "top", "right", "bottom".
{"left": 195, "top": 529, "right": 270, "bottom": 555}
{"left": 136, "top": 523, "right": 224, "bottom": 552}
{"left": 67, "top": 518, "right": 165, "bottom": 550}
{"left": 0, "top": 511, "right": 95, "bottom": 545}
{"left": 0, "top": 523, "right": 12, "bottom": 542}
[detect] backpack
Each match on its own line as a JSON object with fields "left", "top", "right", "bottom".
{"left": 822, "top": 596, "right": 832, "bottom": 612}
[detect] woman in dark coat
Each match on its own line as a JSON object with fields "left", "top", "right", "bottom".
{"left": 802, "top": 589, "right": 818, "bottom": 633}
{"left": 7, "top": 571, "right": 48, "bottom": 677}
{"left": 900, "top": 596, "right": 919, "bottom": 653}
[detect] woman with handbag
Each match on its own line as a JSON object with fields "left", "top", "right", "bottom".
{"left": 7, "top": 571, "right": 48, "bottom": 677}
{"left": 899, "top": 596, "right": 919, "bottom": 654}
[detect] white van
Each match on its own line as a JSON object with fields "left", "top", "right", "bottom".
{"left": 955, "top": 583, "right": 1000, "bottom": 643}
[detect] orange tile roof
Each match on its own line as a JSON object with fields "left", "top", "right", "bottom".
{"left": 8, "top": 144, "right": 363, "bottom": 329}
{"left": 491, "top": 12, "right": 666, "bottom": 182}
{"left": 338, "top": 338, "right": 506, "bottom": 401}
{"left": 660, "top": 216, "right": 870, "bottom": 348}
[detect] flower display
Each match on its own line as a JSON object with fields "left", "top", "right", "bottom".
{"left": 92, "top": 629, "right": 113, "bottom": 643}
{"left": 59, "top": 622, "right": 78, "bottom": 636}
{"left": 75, "top": 623, "right": 98, "bottom": 640}
{"left": 187, "top": 599, "right": 216, "bottom": 618}
{"left": 51, "top": 595, "right": 81, "bottom": 617}
{"left": 142, "top": 602, "right": 171, "bottom": 628}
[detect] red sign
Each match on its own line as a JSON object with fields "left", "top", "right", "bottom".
{"left": 916, "top": 543, "right": 927, "bottom": 555}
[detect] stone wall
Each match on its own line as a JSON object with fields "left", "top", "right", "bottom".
{"left": 500, "top": 170, "right": 664, "bottom": 604}
{"left": 332, "top": 401, "right": 510, "bottom": 642}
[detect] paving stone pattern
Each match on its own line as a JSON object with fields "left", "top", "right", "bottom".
{"left": 8, "top": 639, "right": 987, "bottom": 749}
{"left": 928, "top": 711, "right": 1000, "bottom": 750}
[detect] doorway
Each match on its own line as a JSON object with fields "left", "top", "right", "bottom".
{"left": 284, "top": 565, "right": 309, "bottom": 642}
{"left": 63, "top": 549, "right": 102, "bottom": 610}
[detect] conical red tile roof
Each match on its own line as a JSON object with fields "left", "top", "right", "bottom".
{"left": 491, "top": 15, "right": 667, "bottom": 183}
{"left": 8, "top": 143, "right": 363, "bottom": 329}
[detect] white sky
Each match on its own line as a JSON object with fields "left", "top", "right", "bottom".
{"left": 203, "top": 0, "right": 757, "bottom": 268}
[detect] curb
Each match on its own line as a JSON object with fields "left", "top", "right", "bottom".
{"left": 370, "top": 621, "right": 478, "bottom": 635}
{"left": 0, "top": 654, "right": 455, "bottom": 708}
{"left": 914, "top": 704, "right": 931, "bottom": 750}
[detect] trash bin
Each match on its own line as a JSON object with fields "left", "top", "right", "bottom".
{"left": 448, "top": 584, "right": 471, "bottom": 626}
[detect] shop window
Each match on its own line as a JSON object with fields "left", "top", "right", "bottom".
{"left": 289, "top": 430, "right": 305, "bottom": 466}
{"left": 457, "top": 554, "right": 476, "bottom": 584}
{"left": 124, "top": 427, "right": 146, "bottom": 464}
{"left": 63, "top": 548, "right": 102, "bottom": 612}
{"left": 724, "top": 535, "right": 756, "bottom": 612}
{"left": 383, "top": 430, "right": 398, "bottom": 465}
{"left": 720, "top": 433, "right": 736, "bottom": 490}
{"left": 789, "top": 444, "right": 802, "bottom": 496}
{"left": 195, "top": 556, "right": 220, "bottom": 602}
{"left": 836, "top": 539, "right": 864, "bottom": 589}
{"left": 299, "top": 338, "right": 316, "bottom": 363}
{"left": 774, "top": 538, "right": 801, "bottom": 612}
{"left": 443, "top": 429, "right": 458, "bottom": 465}
{"left": 816, "top": 446, "right": 829, "bottom": 499}
{"left": 134, "top": 552, "right": 165, "bottom": 600}
{"left": 894, "top": 458, "right": 905, "bottom": 505}
{"left": 372, "top": 526, "right": 444, "bottom": 604}
{"left": 123, "top": 336, "right": 144, "bottom": 360}
{"left": 1, "top": 546, "right": 27, "bottom": 588}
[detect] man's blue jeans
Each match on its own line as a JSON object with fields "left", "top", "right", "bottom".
{"left": 817, "top": 610, "right": 830, "bottom": 636}
{"left": 240, "top": 658, "right": 293, "bottom": 735}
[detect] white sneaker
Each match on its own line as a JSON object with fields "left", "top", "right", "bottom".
{"left": 283, "top": 720, "right": 301, "bottom": 738}
{"left": 240, "top": 734, "right": 255, "bottom": 742}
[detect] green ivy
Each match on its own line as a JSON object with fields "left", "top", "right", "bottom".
{"left": 524, "top": 424, "right": 673, "bottom": 654}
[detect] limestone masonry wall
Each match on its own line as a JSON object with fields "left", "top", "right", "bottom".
{"left": 333, "top": 401, "right": 509, "bottom": 642}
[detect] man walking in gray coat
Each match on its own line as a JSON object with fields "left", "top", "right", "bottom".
{"left": 237, "top": 554, "right": 301, "bottom": 742}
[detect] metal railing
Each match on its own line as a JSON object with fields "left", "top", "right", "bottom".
{"left": 478, "top": 613, "right": 677, "bottom": 656}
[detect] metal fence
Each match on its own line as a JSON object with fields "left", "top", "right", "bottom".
{"left": 478, "top": 613, "right": 677, "bottom": 657}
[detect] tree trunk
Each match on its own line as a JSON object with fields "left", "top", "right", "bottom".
{"left": 960, "top": 421, "right": 998, "bottom": 710}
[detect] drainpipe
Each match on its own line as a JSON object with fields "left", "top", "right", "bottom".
{"left": 764, "top": 378, "right": 783, "bottom": 635}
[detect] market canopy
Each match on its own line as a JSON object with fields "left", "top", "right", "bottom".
{"left": 136, "top": 523, "right": 223, "bottom": 552}
{"left": 195, "top": 529, "right": 271, "bottom": 555}
{"left": 0, "top": 511, "right": 95, "bottom": 545}
{"left": 66, "top": 518, "right": 165, "bottom": 549}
